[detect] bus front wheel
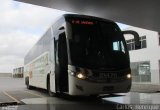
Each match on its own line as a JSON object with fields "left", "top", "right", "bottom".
{"left": 26, "top": 77, "right": 32, "bottom": 89}
{"left": 47, "top": 76, "right": 58, "bottom": 97}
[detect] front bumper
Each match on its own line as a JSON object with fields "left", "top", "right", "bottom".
{"left": 68, "top": 75, "right": 131, "bottom": 96}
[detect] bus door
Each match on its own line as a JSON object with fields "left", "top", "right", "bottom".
{"left": 55, "top": 31, "right": 68, "bottom": 93}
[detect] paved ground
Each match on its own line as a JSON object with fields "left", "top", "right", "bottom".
{"left": 0, "top": 77, "right": 160, "bottom": 110}
{"left": 0, "top": 77, "right": 49, "bottom": 104}
{"left": 0, "top": 77, "right": 25, "bottom": 91}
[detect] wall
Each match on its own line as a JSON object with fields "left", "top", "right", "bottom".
{"left": 124, "top": 27, "right": 160, "bottom": 85}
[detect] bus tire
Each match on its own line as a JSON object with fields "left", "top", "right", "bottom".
{"left": 26, "top": 77, "right": 32, "bottom": 90}
{"left": 47, "top": 76, "right": 57, "bottom": 97}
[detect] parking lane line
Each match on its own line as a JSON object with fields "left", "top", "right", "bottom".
{"left": 24, "top": 91, "right": 45, "bottom": 98}
{"left": 3, "top": 91, "right": 20, "bottom": 103}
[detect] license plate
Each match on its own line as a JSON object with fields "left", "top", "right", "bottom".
{"left": 103, "top": 86, "right": 114, "bottom": 91}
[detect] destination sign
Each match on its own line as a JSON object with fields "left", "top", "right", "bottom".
{"left": 71, "top": 20, "right": 94, "bottom": 25}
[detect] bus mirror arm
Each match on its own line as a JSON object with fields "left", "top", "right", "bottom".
{"left": 122, "top": 30, "right": 140, "bottom": 47}
{"left": 59, "top": 26, "right": 65, "bottom": 30}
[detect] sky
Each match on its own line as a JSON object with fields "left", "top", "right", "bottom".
{"left": 0, "top": 0, "right": 129, "bottom": 73}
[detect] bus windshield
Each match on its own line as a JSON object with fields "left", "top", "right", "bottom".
{"left": 67, "top": 18, "right": 129, "bottom": 70}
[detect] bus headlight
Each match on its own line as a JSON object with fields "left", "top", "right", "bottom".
{"left": 127, "top": 74, "right": 131, "bottom": 79}
{"left": 77, "top": 73, "right": 86, "bottom": 79}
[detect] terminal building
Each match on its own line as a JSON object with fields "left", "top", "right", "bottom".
{"left": 124, "top": 27, "right": 160, "bottom": 92}
{"left": 13, "top": 67, "right": 24, "bottom": 78}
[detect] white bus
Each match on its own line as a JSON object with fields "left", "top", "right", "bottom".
{"left": 24, "top": 14, "right": 140, "bottom": 96}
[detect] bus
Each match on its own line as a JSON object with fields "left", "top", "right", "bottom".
{"left": 24, "top": 14, "right": 140, "bottom": 96}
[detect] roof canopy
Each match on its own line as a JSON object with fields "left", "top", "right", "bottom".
{"left": 15, "top": 0, "right": 160, "bottom": 31}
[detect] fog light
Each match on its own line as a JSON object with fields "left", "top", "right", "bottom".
{"left": 70, "top": 72, "right": 75, "bottom": 76}
{"left": 77, "top": 73, "right": 86, "bottom": 79}
{"left": 127, "top": 74, "right": 131, "bottom": 79}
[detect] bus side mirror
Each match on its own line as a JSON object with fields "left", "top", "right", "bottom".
{"left": 122, "top": 30, "right": 140, "bottom": 48}
{"left": 59, "top": 26, "right": 65, "bottom": 30}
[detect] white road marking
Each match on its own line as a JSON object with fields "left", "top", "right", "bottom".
{"left": 3, "top": 91, "right": 20, "bottom": 103}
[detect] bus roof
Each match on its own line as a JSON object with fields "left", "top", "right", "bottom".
{"left": 63, "top": 14, "right": 115, "bottom": 24}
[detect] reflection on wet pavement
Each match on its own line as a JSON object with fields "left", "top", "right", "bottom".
{"left": 19, "top": 92, "right": 160, "bottom": 110}
{"left": 104, "top": 92, "right": 160, "bottom": 104}
{"left": 1, "top": 92, "right": 160, "bottom": 110}
{"left": 20, "top": 94, "right": 129, "bottom": 110}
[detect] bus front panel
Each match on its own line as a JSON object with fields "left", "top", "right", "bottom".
{"left": 64, "top": 15, "right": 131, "bottom": 95}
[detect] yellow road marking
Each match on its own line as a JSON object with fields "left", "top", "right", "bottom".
{"left": 24, "top": 91, "right": 45, "bottom": 98}
{"left": 3, "top": 91, "right": 20, "bottom": 103}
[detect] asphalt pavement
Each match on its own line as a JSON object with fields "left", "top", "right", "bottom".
{"left": 0, "top": 77, "right": 160, "bottom": 110}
